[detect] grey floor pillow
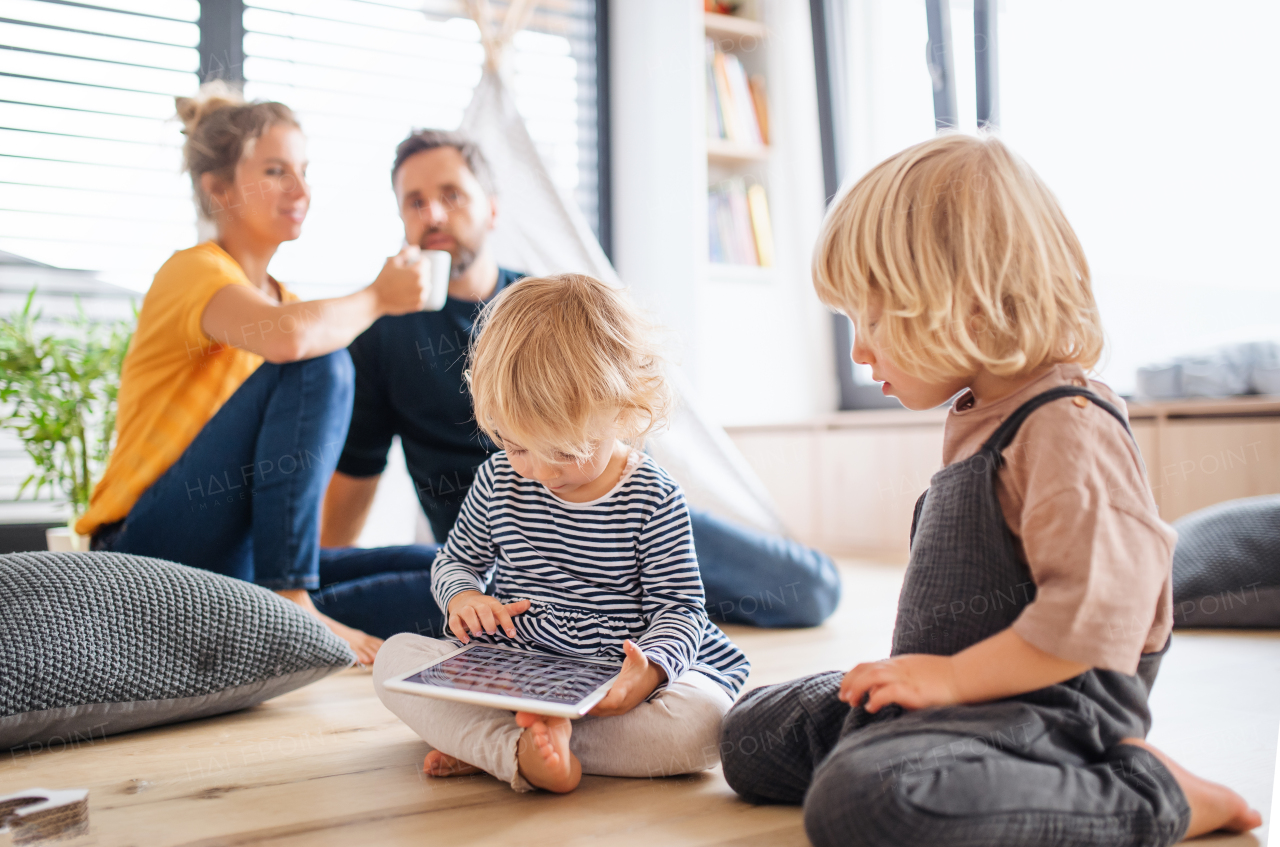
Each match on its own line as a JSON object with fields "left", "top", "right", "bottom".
{"left": 0, "top": 551, "right": 354, "bottom": 751}
{"left": 1172, "top": 496, "right": 1280, "bottom": 628}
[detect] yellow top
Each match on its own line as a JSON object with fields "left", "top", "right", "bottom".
{"left": 77, "top": 242, "right": 299, "bottom": 536}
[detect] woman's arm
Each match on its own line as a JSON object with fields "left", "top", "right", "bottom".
{"left": 200, "top": 246, "right": 429, "bottom": 363}
{"left": 839, "top": 627, "right": 1090, "bottom": 712}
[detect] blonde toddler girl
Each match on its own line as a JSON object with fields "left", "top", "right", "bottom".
{"left": 373, "top": 273, "right": 749, "bottom": 793}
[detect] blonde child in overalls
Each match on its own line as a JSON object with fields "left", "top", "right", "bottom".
{"left": 719, "top": 134, "right": 1261, "bottom": 846}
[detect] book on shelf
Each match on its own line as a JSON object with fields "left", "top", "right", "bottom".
{"left": 748, "top": 74, "right": 769, "bottom": 145}
{"left": 705, "top": 38, "right": 766, "bottom": 147}
{"left": 745, "top": 183, "right": 774, "bottom": 267}
{"left": 708, "top": 178, "right": 775, "bottom": 268}
{"left": 705, "top": 39, "right": 726, "bottom": 140}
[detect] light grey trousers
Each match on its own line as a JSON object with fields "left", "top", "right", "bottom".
{"left": 373, "top": 633, "right": 734, "bottom": 792}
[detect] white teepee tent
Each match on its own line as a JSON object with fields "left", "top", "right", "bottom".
{"left": 455, "top": 2, "right": 786, "bottom": 535}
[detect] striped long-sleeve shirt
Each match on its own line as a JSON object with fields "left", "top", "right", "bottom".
{"left": 431, "top": 451, "right": 750, "bottom": 696}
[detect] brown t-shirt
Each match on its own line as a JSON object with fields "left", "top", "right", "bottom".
{"left": 942, "top": 363, "right": 1175, "bottom": 674}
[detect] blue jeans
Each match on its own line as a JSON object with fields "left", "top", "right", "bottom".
{"left": 309, "top": 509, "right": 842, "bottom": 638}
{"left": 691, "top": 508, "right": 840, "bottom": 627}
{"left": 313, "top": 544, "right": 445, "bottom": 639}
{"left": 97, "top": 351, "right": 838, "bottom": 634}
{"left": 99, "top": 352, "right": 354, "bottom": 589}
{"left": 95, "top": 352, "right": 445, "bottom": 638}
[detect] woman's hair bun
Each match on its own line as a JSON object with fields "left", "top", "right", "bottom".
{"left": 175, "top": 80, "right": 245, "bottom": 135}
{"left": 174, "top": 82, "right": 298, "bottom": 219}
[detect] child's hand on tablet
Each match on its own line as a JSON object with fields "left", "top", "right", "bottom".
{"left": 588, "top": 640, "right": 667, "bottom": 718}
{"left": 447, "top": 590, "right": 530, "bottom": 643}
{"left": 838, "top": 654, "right": 960, "bottom": 713}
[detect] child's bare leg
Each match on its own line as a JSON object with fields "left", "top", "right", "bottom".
{"left": 423, "top": 750, "right": 482, "bottom": 777}
{"left": 514, "top": 711, "right": 581, "bottom": 793}
{"left": 1118, "top": 738, "right": 1261, "bottom": 838}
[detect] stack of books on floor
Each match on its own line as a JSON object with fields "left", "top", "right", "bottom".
{"left": 708, "top": 178, "right": 775, "bottom": 267}
{"left": 705, "top": 38, "right": 769, "bottom": 146}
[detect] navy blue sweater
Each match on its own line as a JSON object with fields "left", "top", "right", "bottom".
{"left": 336, "top": 268, "right": 524, "bottom": 539}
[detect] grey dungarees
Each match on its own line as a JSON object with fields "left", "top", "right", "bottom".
{"left": 720, "top": 387, "right": 1191, "bottom": 847}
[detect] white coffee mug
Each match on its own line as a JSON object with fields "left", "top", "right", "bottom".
{"left": 421, "top": 249, "right": 452, "bottom": 312}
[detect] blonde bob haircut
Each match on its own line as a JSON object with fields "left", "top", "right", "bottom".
{"left": 467, "top": 273, "right": 673, "bottom": 461}
{"left": 813, "top": 133, "right": 1103, "bottom": 380}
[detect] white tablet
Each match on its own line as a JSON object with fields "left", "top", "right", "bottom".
{"left": 382, "top": 643, "right": 622, "bottom": 719}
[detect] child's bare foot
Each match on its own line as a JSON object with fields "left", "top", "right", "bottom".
{"left": 423, "top": 751, "right": 482, "bottom": 777}
{"left": 1118, "top": 738, "right": 1262, "bottom": 838}
{"left": 515, "top": 711, "right": 581, "bottom": 793}
{"left": 275, "top": 589, "right": 384, "bottom": 665}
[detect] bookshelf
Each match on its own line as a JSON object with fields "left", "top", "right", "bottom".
{"left": 611, "top": 1, "right": 834, "bottom": 425}
{"left": 706, "top": 137, "right": 769, "bottom": 164}
{"left": 704, "top": 11, "right": 767, "bottom": 40}
{"left": 703, "top": 2, "right": 773, "bottom": 271}
{"left": 706, "top": 263, "right": 774, "bottom": 284}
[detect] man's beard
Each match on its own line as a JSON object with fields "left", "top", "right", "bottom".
{"left": 419, "top": 228, "right": 480, "bottom": 280}
{"left": 448, "top": 245, "right": 477, "bottom": 279}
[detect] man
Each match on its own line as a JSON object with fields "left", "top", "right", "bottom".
{"left": 319, "top": 130, "right": 839, "bottom": 638}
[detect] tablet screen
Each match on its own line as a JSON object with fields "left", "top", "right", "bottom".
{"left": 403, "top": 645, "right": 620, "bottom": 706}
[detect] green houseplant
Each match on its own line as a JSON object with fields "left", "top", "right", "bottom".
{"left": 0, "top": 289, "right": 135, "bottom": 536}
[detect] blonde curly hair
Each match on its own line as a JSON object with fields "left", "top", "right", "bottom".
{"left": 813, "top": 132, "right": 1103, "bottom": 380}
{"left": 467, "top": 274, "right": 673, "bottom": 461}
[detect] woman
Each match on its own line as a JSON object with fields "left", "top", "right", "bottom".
{"left": 77, "top": 84, "right": 438, "bottom": 664}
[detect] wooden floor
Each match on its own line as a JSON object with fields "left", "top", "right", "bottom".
{"left": 2, "top": 559, "right": 1276, "bottom": 846}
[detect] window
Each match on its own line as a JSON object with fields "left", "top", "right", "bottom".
{"left": 999, "top": 0, "right": 1280, "bottom": 394}
{"left": 1, "top": 0, "right": 604, "bottom": 295}
{"left": 826, "top": 0, "right": 1280, "bottom": 398}
{"left": 0, "top": 0, "right": 202, "bottom": 289}
{"left": 824, "top": 0, "right": 937, "bottom": 406}
{"left": 241, "top": 0, "right": 602, "bottom": 298}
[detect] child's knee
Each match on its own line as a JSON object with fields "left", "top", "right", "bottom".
{"left": 717, "top": 691, "right": 802, "bottom": 801}
{"left": 804, "top": 751, "right": 921, "bottom": 847}
{"left": 633, "top": 678, "right": 731, "bottom": 776}
{"left": 372, "top": 632, "right": 447, "bottom": 688}
{"left": 682, "top": 693, "right": 733, "bottom": 772}
{"left": 717, "top": 704, "right": 757, "bottom": 789}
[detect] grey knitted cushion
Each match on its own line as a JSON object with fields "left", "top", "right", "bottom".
{"left": 0, "top": 551, "right": 354, "bottom": 751}
{"left": 1172, "top": 496, "right": 1280, "bottom": 628}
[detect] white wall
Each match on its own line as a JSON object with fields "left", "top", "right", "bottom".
{"left": 608, "top": 0, "right": 705, "bottom": 374}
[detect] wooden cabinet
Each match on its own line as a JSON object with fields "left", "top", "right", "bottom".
{"left": 729, "top": 397, "right": 1280, "bottom": 557}
{"left": 729, "top": 409, "right": 945, "bottom": 557}
{"left": 1129, "top": 398, "right": 1280, "bottom": 522}
{"left": 815, "top": 426, "right": 942, "bottom": 553}
{"left": 726, "top": 429, "right": 818, "bottom": 541}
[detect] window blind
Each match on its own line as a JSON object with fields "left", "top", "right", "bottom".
{"left": 0, "top": 0, "right": 201, "bottom": 289}
{"left": 242, "top": 0, "right": 601, "bottom": 297}
{"left": 0, "top": 0, "right": 601, "bottom": 295}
